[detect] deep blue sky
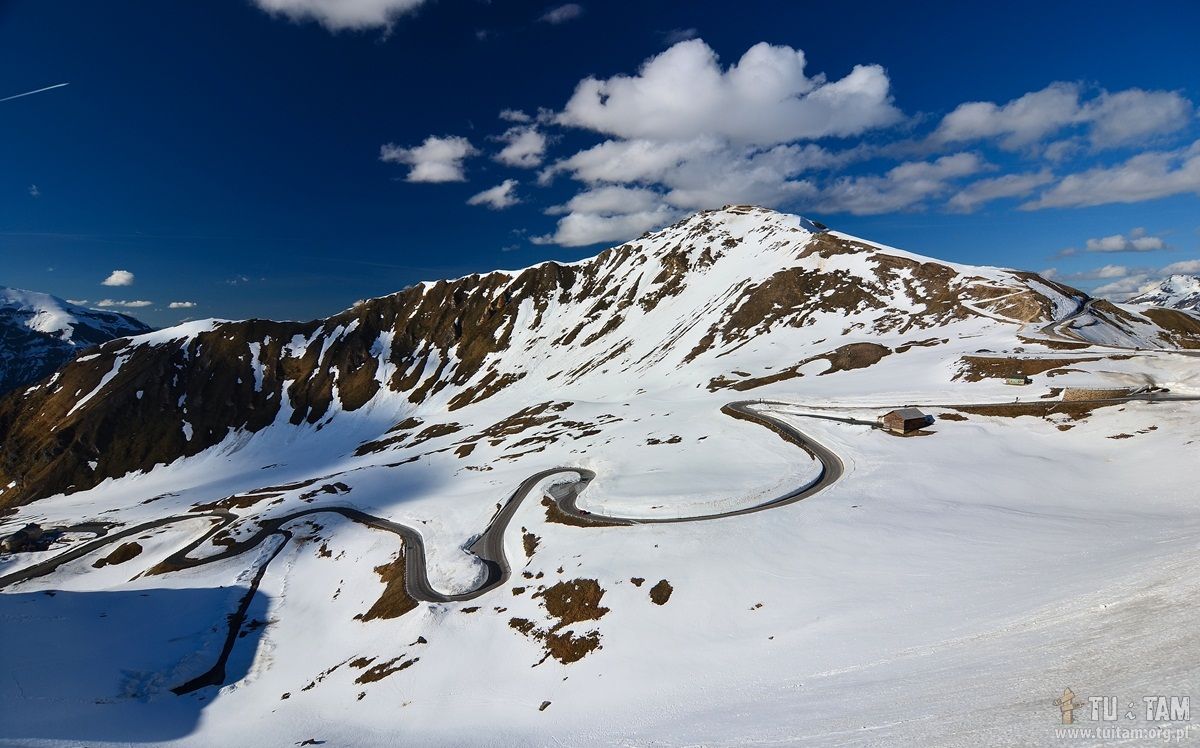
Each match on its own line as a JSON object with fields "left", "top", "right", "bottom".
{"left": 3, "top": 0, "right": 1199, "bottom": 325}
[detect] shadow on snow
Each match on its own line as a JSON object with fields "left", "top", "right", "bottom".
{"left": 0, "top": 585, "right": 270, "bottom": 743}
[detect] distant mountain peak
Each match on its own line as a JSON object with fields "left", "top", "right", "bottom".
{"left": 0, "top": 286, "right": 152, "bottom": 394}
{"left": 1128, "top": 274, "right": 1200, "bottom": 311}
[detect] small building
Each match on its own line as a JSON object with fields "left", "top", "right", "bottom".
{"left": 878, "top": 408, "right": 933, "bottom": 434}
{"left": 0, "top": 523, "right": 45, "bottom": 554}
{"left": 1003, "top": 376, "right": 1032, "bottom": 386}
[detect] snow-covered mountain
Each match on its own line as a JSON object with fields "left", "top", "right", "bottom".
{"left": 1129, "top": 273, "right": 1200, "bottom": 310}
{"left": 0, "top": 287, "right": 151, "bottom": 395}
{"left": 1, "top": 207, "right": 1198, "bottom": 746}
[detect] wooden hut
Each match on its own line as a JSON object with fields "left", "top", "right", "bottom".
{"left": 878, "top": 407, "right": 932, "bottom": 434}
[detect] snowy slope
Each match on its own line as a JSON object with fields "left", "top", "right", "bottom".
{"left": 0, "top": 287, "right": 151, "bottom": 394}
{"left": 1, "top": 207, "right": 1198, "bottom": 747}
{"left": 1129, "top": 274, "right": 1200, "bottom": 310}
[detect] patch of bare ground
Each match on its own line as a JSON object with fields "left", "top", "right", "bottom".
{"left": 355, "top": 421, "right": 463, "bottom": 456}
{"left": 541, "top": 496, "right": 624, "bottom": 527}
{"left": 354, "top": 655, "right": 419, "bottom": 684}
{"left": 955, "top": 355, "right": 1103, "bottom": 382}
{"left": 1108, "top": 433, "right": 1135, "bottom": 440}
{"left": 356, "top": 552, "right": 418, "bottom": 621}
{"left": 630, "top": 577, "right": 645, "bottom": 587}
{"left": 92, "top": 541, "right": 142, "bottom": 568}
{"left": 709, "top": 342, "right": 891, "bottom": 391}
{"left": 522, "top": 528, "right": 540, "bottom": 558}
{"left": 508, "top": 579, "right": 610, "bottom": 665}
{"left": 951, "top": 400, "right": 1121, "bottom": 425}
{"left": 895, "top": 337, "right": 946, "bottom": 353}
{"left": 1019, "top": 335, "right": 1093, "bottom": 351}
{"left": 649, "top": 579, "right": 673, "bottom": 605}
{"left": 936, "top": 412, "right": 967, "bottom": 422}
{"left": 645, "top": 435, "right": 682, "bottom": 445}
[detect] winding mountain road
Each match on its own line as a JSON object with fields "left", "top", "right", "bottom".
{"left": 3, "top": 392, "right": 1196, "bottom": 693}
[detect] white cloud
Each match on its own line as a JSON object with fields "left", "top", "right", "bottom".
{"left": 380, "top": 136, "right": 478, "bottom": 183}
{"left": 1084, "top": 88, "right": 1194, "bottom": 148}
{"left": 28, "top": 184, "right": 39, "bottom": 198}
{"left": 816, "top": 153, "right": 987, "bottom": 215}
{"left": 168, "top": 301, "right": 197, "bottom": 309}
{"left": 1160, "top": 259, "right": 1200, "bottom": 275}
{"left": 556, "top": 39, "right": 901, "bottom": 146}
{"left": 102, "top": 269, "right": 135, "bottom": 287}
{"left": 1066, "top": 264, "right": 1130, "bottom": 281}
{"left": 933, "top": 83, "right": 1193, "bottom": 151}
{"left": 96, "top": 299, "right": 152, "bottom": 308}
{"left": 946, "top": 170, "right": 1053, "bottom": 212}
{"left": 66, "top": 299, "right": 88, "bottom": 305}
{"left": 534, "top": 204, "right": 678, "bottom": 247}
{"left": 467, "top": 179, "right": 521, "bottom": 209}
{"left": 1092, "top": 274, "right": 1154, "bottom": 298}
{"left": 499, "top": 108, "right": 532, "bottom": 123}
{"left": 494, "top": 126, "right": 547, "bottom": 168}
{"left": 546, "top": 186, "right": 664, "bottom": 216}
{"left": 539, "top": 3, "right": 583, "bottom": 23}
{"left": 1084, "top": 227, "right": 1166, "bottom": 253}
{"left": 250, "top": 0, "right": 427, "bottom": 30}
{"left": 1022, "top": 141, "right": 1200, "bottom": 209}
{"left": 544, "top": 138, "right": 844, "bottom": 211}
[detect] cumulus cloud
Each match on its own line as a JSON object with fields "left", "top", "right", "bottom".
{"left": 933, "top": 82, "right": 1192, "bottom": 151}
{"left": 28, "top": 184, "right": 39, "bottom": 198}
{"left": 534, "top": 204, "right": 678, "bottom": 247}
{"left": 816, "top": 153, "right": 987, "bottom": 215}
{"left": 545, "top": 185, "right": 664, "bottom": 216}
{"left": 66, "top": 298, "right": 89, "bottom": 305}
{"left": 102, "top": 269, "right": 135, "bottom": 286}
{"left": 1065, "top": 264, "right": 1130, "bottom": 281}
{"left": 494, "top": 126, "right": 547, "bottom": 168}
{"left": 539, "top": 3, "right": 583, "bottom": 23}
{"left": 1022, "top": 141, "right": 1200, "bottom": 209}
{"left": 946, "top": 170, "right": 1053, "bottom": 212}
{"left": 499, "top": 108, "right": 532, "bottom": 123}
{"left": 1092, "top": 274, "right": 1152, "bottom": 297}
{"left": 250, "top": 0, "right": 427, "bottom": 30}
{"left": 1084, "top": 228, "right": 1166, "bottom": 253}
{"left": 1160, "top": 259, "right": 1200, "bottom": 275}
{"left": 467, "top": 179, "right": 521, "bottom": 209}
{"left": 380, "top": 136, "right": 478, "bottom": 182}
{"left": 557, "top": 40, "right": 902, "bottom": 146}
{"left": 96, "top": 299, "right": 152, "bottom": 308}
{"left": 168, "top": 301, "right": 197, "bottom": 309}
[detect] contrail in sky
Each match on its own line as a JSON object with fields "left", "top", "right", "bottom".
{"left": 0, "top": 82, "right": 70, "bottom": 104}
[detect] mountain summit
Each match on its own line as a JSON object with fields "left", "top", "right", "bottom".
{"left": 0, "top": 287, "right": 151, "bottom": 395}
{"left": 1129, "top": 274, "right": 1200, "bottom": 310}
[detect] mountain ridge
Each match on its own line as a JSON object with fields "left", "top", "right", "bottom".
{"left": 0, "top": 206, "right": 1194, "bottom": 509}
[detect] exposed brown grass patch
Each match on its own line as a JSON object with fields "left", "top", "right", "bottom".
{"left": 522, "top": 529, "right": 540, "bottom": 559}
{"left": 92, "top": 541, "right": 142, "bottom": 568}
{"left": 508, "top": 579, "right": 609, "bottom": 665}
{"left": 649, "top": 579, "right": 673, "bottom": 605}
{"left": 541, "top": 496, "right": 623, "bottom": 527}
{"left": 354, "top": 655, "right": 418, "bottom": 684}
{"left": 356, "top": 552, "right": 418, "bottom": 621}
{"left": 956, "top": 355, "right": 1101, "bottom": 382}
